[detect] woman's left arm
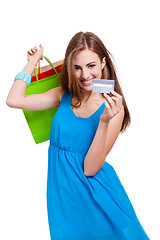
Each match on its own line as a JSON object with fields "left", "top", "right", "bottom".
{"left": 83, "top": 91, "right": 125, "bottom": 177}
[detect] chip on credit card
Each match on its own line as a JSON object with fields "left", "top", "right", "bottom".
{"left": 92, "top": 79, "right": 115, "bottom": 94}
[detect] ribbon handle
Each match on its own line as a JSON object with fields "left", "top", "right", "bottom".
{"left": 34, "top": 55, "right": 58, "bottom": 83}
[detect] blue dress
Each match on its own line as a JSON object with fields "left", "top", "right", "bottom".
{"left": 47, "top": 91, "right": 150, "bottom": 240}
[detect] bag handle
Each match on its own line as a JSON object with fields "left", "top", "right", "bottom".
{"left": 34, "top": 55, "right": 59, "bottom": 83}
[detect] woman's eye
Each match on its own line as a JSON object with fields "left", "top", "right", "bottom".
{"left": 88, "top": 64, "right": 95, "bottom": 68}
{"left": 74, "top": 66, "right": 81, "bottom": 70}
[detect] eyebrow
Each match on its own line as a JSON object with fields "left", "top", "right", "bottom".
{"left": 74, "top": 62, "right": 96, "bottom": 67}
{"left": 86, "top": 62, "right": 96, "bottom": 66}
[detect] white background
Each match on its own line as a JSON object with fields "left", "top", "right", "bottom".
{"left": 0, "top": 0, "right": 159, "bottom": 239}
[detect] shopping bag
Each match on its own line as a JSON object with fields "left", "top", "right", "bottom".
{"left": 22, "top": 55, "right": 63, "bottom": 144}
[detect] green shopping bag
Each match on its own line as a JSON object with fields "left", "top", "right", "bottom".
{"left": 22, "top": 56, "right": 63, "bottom": 144}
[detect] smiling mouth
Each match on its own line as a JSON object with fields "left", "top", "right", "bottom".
{"left": 81, "top": 79, "right": 93, "bottom": 85}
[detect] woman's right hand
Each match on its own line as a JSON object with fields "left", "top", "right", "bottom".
{"left": 27, "top": 44, "right": 44, "bottom": 63}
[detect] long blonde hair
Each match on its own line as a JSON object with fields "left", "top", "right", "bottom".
{"left": 58, "top": 31, "right": 131, "bottom": 132}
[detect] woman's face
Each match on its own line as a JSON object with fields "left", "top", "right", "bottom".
{"left": 73, "top": 49, "right": 106, "bottom": 93}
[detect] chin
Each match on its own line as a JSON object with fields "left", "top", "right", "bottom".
{"left": 80, "top": 86, "right": 92, "bottom": 93}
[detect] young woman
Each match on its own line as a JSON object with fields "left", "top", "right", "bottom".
{"left": 6, "top": 32, "right": 150, "bottom": 240}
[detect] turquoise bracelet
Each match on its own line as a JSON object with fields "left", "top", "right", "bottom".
{"left": 14, "top": 71, "right": 31, "bottom": 87}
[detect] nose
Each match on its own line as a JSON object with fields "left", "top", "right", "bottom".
{"left": 81, "top": 68, "right": 90, "bottom": 80}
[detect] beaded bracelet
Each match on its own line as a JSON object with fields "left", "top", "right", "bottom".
{"left": 14, "top": 71, "right": 31, "bottom": 87}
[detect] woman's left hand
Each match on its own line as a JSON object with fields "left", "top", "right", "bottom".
{"left": 100, "top": 90, "right": 123, "bottom": 123}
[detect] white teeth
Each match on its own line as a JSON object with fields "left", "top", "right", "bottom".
{"left": 83, "top": 79, "right": 92, "bottom": 83}
{"left": 80, "top": 79, "right": 93, "bottom": 86}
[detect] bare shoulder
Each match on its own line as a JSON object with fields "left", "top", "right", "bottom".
{"left": 46, "top": 86, "right": 66, "bottom": 101}
{"left": 42, "top": 86, "right": 66, "bottom": 109}
{"left": 57, "top": 86, "right": 66, "bottom": 102}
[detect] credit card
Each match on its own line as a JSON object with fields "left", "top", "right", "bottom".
{"left": 92, "top": 79, "right": 115, "bottom": 93}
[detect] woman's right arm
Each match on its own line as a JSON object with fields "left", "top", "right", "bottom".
{"left": 6, "top": 45, "right": 65, "bottom": 111}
